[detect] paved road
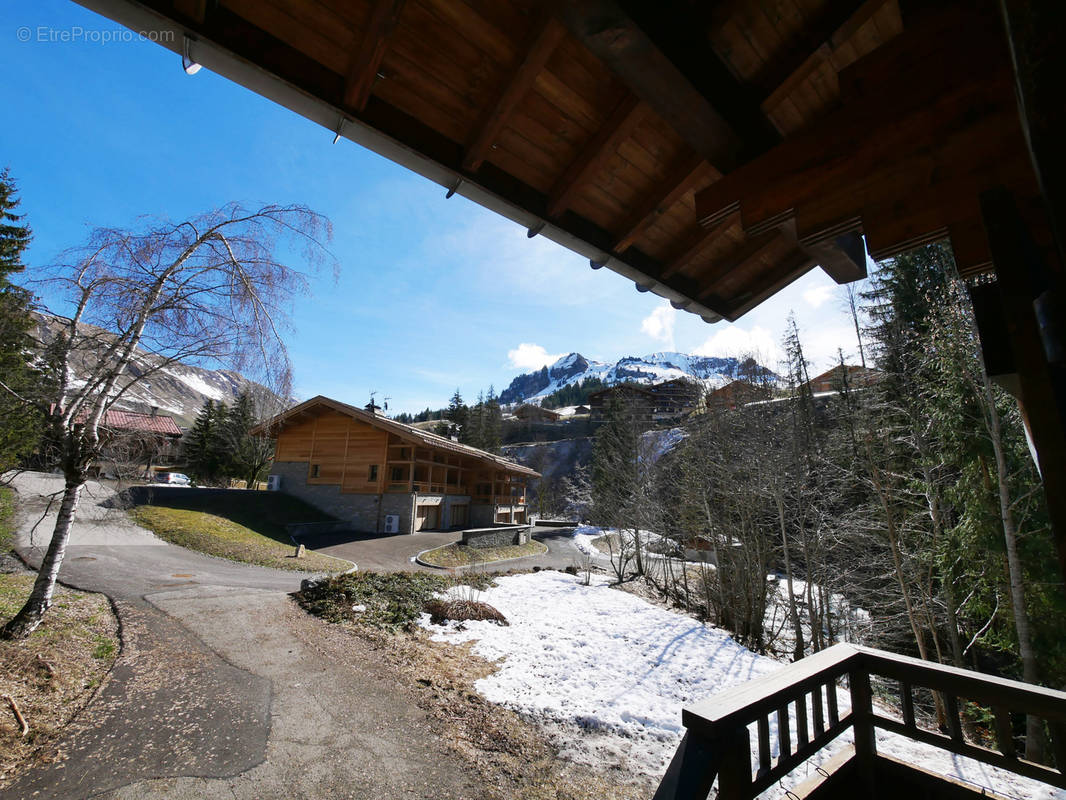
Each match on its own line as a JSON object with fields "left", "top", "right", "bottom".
{"left": 303, "top": 524, "right": 589, "bottom": 572}
{"left": 2, "top": 472, "right": 540, "bottom": 799}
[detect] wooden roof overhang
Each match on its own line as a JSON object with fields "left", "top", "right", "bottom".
{"left": 253, "top": 395, "right": 541, "bottom": 478}
{"left": 73, "top": 0, "right": 941, "bottom": 324}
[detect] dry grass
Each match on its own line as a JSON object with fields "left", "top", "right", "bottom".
{"left": 0, "top": 573, "right": 119, "bottom": 787}
{"left": 419, "top": 540, "right": 547, "bottom": 568}
{"left": 131, "top": 506, "right": 352, "bottom": 572}
{"left": 424, "top": 598, "right": 509, "bottom": 626}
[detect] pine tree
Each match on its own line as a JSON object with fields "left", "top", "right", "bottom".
{"left": 0, "top": 169, "right": 43, "bottom": 471}
{"left": 222, "top": 391, "right": 274, "bottom": 488}
{"left": 482, "top": 385, "right": 502, "bottom": 454}
{"left": 183, "top": 400, "right": 230, "bottom": 485}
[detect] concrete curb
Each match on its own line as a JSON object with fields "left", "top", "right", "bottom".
{"left": 414, "top": 540, "right": 549, "bottom": 570}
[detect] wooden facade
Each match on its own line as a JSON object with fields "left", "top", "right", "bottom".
{"left": 258, "top": 396, "right": 538, "bottom": 534}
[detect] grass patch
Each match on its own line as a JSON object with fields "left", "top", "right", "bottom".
{"left": 125, "top": 489, "right": 334, "bottom": 544}
{"left": 296, "top": 571, "right": 496, "bottom": 632}
{"left": 0, "top": 572, "right": 119, "bottom": 787}
{"left": 131, "top": 506, "right": 351, "bottom": 573}
{"left": 419, "top": 540, "right": 547, "bottom": 568}
{"left": 0, "top": 487, "right": 15, "bottom": 553}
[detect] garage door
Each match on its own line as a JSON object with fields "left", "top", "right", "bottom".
{"left": 415, "top": 505, "right": 439, "bottom": 531}
{"left": 451, "top": 504, "right": 468, "bottom": 527}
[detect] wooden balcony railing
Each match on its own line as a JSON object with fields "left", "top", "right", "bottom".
{"left": 654, "top": 643, "right": 1066, "bottom": 800}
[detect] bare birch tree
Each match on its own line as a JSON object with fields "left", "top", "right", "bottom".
{"left": 0, "top": 203, "right": 334, "bottom": 638}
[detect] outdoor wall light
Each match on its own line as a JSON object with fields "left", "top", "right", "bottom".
{"left": 182, "top": 35, "right": 202, "bottom": 75}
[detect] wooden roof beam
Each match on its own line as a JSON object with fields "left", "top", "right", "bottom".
{"left": 711, "top": 248, "right": 816, "bottom": 321}
{"left": 552, "top": 0, "right": 766, "bottom": 171}
{"left": 463, "top": 16, "right": 567, "bottom": 173}
{"left": 692, "top": 230, "right": 783, "bottom": 293}
{"left": 546, "top": 95, "right": 646, "bottom": 218}
{"left": 613, "top": 154, "right": 713, "bottom": 253}
{"left": 660, "top": 213, "right": 741, "bottom": 280}
{"left": 755, "top": 0, "right": 887, "bottom": 101}
{"left": 343, "top": 0, "right": 406, "bottom": 112}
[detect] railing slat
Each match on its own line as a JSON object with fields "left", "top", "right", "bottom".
{"left": 826, "top": 680, "right": 839, "bottom": 725}
{"left": 812, "top": 683, "right": 825, "bottom": 734}
{"left": 994, "top": 706, "right": 1016, "bottom": 759}
{"left": 849, "top": 668, "right": 877, "bottom": 765}
{"left": 1051, "top": 721, "right": 1066, "bottom": 773}
{"left": 777, "top": 704, "right": 791, "bottom": 758}
{"left": 749, "top": 718, "right": 854, "bottom": 797}
{"left": 901, "top": 680, "right": 915, "bottom": 730}
{"left": 945, "top": 693, "right": 964, "bottom": 742}
{"left": 757, "top": 715, "right": 771, "bottom": 777}
{"left": 797, "top": 692, "right": 810, "bottom": 747}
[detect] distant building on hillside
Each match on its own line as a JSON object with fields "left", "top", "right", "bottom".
{"left": 255, "top": 396, "right": 539, "bottom": 535}
{"left": 513, "top": 404, "right": 562, "bottom": 423}
{"left": 588, "top": 384, "right": 656, "bottom": 421}
{"left": 804, "top": 364, "right": 880, "bottom": 393}
{"left": 647, "top": 378, "right": 704, "bottom": 421}
{"left": 706, "top": 380, "right": 774, "bottom": 411}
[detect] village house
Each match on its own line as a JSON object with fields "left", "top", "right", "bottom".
{"left": 255, "top": 396, "right": 539, "bottom": 535}
{"left": 588, "top": 384, "right": 655, "bottom": 422}
{"left": 512, "top": 403, "right": 562, "bottom": 423}
{"left": 706, "top": 380, "right": 774, "bottom": 411}
{"left": 803, "top": 364, "right": 881, "bottom": 393}
{"left": 81, "top": 408, "right": 183, "bottom": 478}
{"left": 647, "top": 378, "right": 704, "bottom": 422}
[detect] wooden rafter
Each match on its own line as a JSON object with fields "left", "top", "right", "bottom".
{"left": 463, "top": 16, "right": 567, "bottom": 172}
{"left": 613, "top": 154, "right": 712, "bottom": 253}
{"left": 546, "top": 95, "right": 646, "bottom": 218}
{"left": 553, "top": 0, "right": 758, "bottom": 171}
{"left": 691, "top": 230, "right": 782, "bottom": 291}
{"left": 343, "top": 0, "right": 407, "bottom": 112}
{"left": 660, "top": 214, "right": 741, "bottom": 280}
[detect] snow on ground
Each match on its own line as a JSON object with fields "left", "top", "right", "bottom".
{"left": 422, "top": 571, "right": 1064, "bottom": 800}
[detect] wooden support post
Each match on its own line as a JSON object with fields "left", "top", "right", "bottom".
{"left": 344, "top": 0, "right": 406, "bottom": 111}
{"left": 849, "top": 668, "right": 877, "bottom": 766}
{"left": 651, "top": 731, "right": 721, "bottom": 800}
{"left": 716, "top": 727, "right": 753, "bottom": 799}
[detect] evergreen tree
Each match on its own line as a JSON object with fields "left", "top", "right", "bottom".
{"left": 183, "top": 400, "right": 229, "bottom": 484}
{"left": 482, "top": 385, "right": 502, "bottom": 453}
{"left": 222, "top": 390, "right": 275, "bottom": 488}
{"left": 0, "top": 169, "right": 44, "bottom": 471}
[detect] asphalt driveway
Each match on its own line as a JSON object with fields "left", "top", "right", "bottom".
{"left": 302, "top": 524, "right": 589, "bottom": 572}
{"left": 0, "top": 472, "right": 513, "bottom": 799}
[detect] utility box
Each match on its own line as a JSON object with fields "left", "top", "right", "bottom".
{"left": 266, "top": 475, "right": 281, "bottom": 491}
{"left": 383, "top": 514, "right": 400, "bottom": 534}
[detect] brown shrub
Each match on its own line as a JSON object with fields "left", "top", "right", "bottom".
{"left": 425, "top": 599, "right": 509, "bottom": 626}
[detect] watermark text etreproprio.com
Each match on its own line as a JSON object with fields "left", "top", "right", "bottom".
{"left": 16, "top": 25, "right": 175, "bottom": 44}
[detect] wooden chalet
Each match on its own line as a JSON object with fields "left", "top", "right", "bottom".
{"left": 707, "top": 379, "right": 774, "bottom": 411}
{"left": 255, "top": 396, "right": 538, "bottom": 534}
{"left": 70, "top": 0, "right": 1066, "bottom": 796}
{"left": 804, "top": 364, "right": 880, "bottom": 394}
{"left": 587, "top": 383, "right": 655, "bottom": 421}
{"left": 513, "top": 403, "right": 562, "bottom": 423}
{"left": 647, "top": 378, "right": 704, "bottom": 421}
{"left": 80, "top": 407, "right": 183, "bottom": 477}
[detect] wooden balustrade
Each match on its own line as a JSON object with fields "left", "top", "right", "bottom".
{"left": 654, "top": 643, "right": 1066, "bottom": 800}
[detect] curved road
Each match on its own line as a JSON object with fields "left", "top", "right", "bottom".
{"left": 2, "top": 472, "right": 587, "bottom": 799}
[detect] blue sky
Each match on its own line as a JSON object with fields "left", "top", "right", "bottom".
{"left": 2, "top": 1, "right": 867, "bottom": 414}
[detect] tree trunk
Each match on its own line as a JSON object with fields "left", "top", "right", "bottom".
{"left": 1, "top": 478, "right": 83, "bottom": 639}
{"left": 987, "top": 381, "right": 1047, "bottom": 762}
{"left": 775, "top": 490, "right": 805, "bottom": 662}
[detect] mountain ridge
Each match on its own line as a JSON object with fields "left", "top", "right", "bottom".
{"left": 499, "top": 351, "right": 775, "bottom": 406}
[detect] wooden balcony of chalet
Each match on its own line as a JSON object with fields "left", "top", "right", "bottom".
{"left": 655, "top": 643, "right": 1066, "bottom": 800}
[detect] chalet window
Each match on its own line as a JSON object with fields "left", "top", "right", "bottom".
{"left": 368, "top": 465, "right": 378, "bottom": 482}
{"left": 391, "top": 466, "right": 404, "bottom": 481}
{"left": 310, "top": 464, "right": 320, "bottom": 479}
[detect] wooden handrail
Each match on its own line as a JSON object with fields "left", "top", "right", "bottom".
{"left": 656, "top": 643, "right": 1066, "bottom": 800}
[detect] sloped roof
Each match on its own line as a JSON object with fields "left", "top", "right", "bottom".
{"left": 254, "top": 395, "right": 539, "bottom": 478}
{"left": 102, "top": 410, "right": 182, "bottom": 437}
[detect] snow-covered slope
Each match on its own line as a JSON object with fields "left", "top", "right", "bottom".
{"left": 499, "top": 351, "right": 775, "bottom": 406}
{"left": 31, "top": 313, "right": 275, "bottom": 429}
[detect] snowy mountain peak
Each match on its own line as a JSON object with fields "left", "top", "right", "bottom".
{"left": 499, "top": 351, "right": 776, "bottom": 406}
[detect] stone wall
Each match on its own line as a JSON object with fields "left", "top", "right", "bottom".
{"left": 270, "top": 461, "right": 413, "bottom": 534}
{"left": 460, "top": 525, "right": 530, "bottom": 548}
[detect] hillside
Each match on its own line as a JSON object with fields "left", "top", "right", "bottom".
{"left": 499, "top": 351, "right": 775, "bottom": 406}
{"left": 31, "top": 312, "right": 274, "bottom": 429}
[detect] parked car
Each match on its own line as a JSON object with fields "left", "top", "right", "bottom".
{"left": 157, "top": 472, "right": 191, "bottom": 485}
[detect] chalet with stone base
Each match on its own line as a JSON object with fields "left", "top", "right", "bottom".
{"left": 254, "top": 396, "right": 539, "bottom": 535}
